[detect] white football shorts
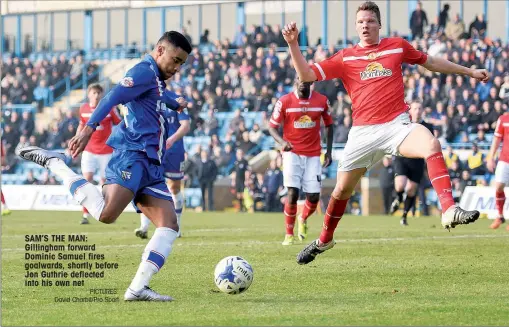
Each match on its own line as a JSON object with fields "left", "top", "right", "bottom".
{"left": 495, "top": 161, "right": 509, "bottom": 184}
{"left": 282, "top": 151, "right": 322, "bottom": 194}
{"left": 81, "top": 151, "right": 112, "bottom": 179}
{"left": 338, "top": 113, "right": 417, "bottom": 171}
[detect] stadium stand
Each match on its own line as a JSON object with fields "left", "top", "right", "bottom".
{"left": 2, "top": 7, "right": 508, "bottom": 210}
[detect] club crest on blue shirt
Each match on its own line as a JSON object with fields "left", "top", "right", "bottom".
{"left": 121, "top": 170, "right": 132, "bottom": 181}
{"left": 120, "top": 77, "right": 134, "bottom": 87}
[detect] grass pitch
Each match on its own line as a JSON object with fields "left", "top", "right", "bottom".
{"left": 2, "top": 210, "right": 509, "bottom": 326}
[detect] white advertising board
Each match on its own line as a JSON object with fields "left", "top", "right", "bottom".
{"left": 459, "top": 186, "right": 507, "bottom": 219}
{"left": 1, "top": 185, "right": 136, "bottom": 212}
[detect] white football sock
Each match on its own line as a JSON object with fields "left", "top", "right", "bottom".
{"left": 129, "top": 227, "right": 178, "bottom": 292}
{"left": 139, "top": 213, "right": 151, "bottom": 232}
{"left": 171, "top": 192, "right": 184, "bottom": 235}
{"left": 47, "top": 158, "right": 105, "bottom": 221}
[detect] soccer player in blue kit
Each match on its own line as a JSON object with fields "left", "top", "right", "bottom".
{"left": 136, "top": 107, "right": 190, "bottom": 239}
{"left": 16, "top": 31, "right": 192, "bottom": 302}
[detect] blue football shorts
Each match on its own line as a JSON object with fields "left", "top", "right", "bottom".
{"left": 105, "top": 150, "right": 173, "bottom": 213}
{"left": 162, "top": 151, "right": 185, "bottom": 181}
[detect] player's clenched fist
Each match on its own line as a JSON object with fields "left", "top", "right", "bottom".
{"left": 470, "top": 69, "right": 489, "bottom": 83}
{"left": 176, "top": 97, "right": 187, "bottom": 111}
{"left": 282, "top": 22, "right": 299, "bottom": 44}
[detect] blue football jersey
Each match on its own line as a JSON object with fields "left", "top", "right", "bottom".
{"left": 164, "top": 109, "right": 190, "bottom": 154}
{"left": 87, "top": 54, "right": 180, "bottom": 164}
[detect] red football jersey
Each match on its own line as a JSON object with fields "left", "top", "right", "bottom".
{"left": 310, "top": 37, "right": 428, "bottom": 126}
{"left": 79, "top": 103, "right": 122, "bottom": 154}
{"left": 494, "top": 113, "right": 509, "bottom": 163}
{"left": 269, "top": 90, "right": 333, "bottom": 157}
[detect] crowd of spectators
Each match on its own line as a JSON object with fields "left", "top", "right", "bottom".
{"left": 2, "top": 6, "right": 509, "bottom": 210}
{"left": 2, "top": 107, "right": 80, "bottom": 173}
{"left": 1, "top": 54, "right": 99, "bottom": 111}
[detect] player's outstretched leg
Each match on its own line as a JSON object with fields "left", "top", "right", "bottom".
{"left": 125, "top": 195, "right": 178, "bottom": 301}
{"left": 135, "top": 214, "right": 150, "bottom": 239}
{"left": 283, "top": 202, "right": 297, "bottom": 245}
{"left": 491, "top": 186, "right": 506, "bottom": 229}
{"left": 297, "top": 168, "right": 365, "bottom": 265}
{"left": 426, "top": 152, "right": 479, "bottom": 229}
{"left": 171, "top": 191, "right": 184, "bottom": 237}
{"left": 400, "top": 194, "right": 415, "bottom": 226}
{"left": 401, "top": 181, "right": 418, "bottom": 226}
{"left": 1, "top": 191, "right": 11, "bottom": 216}
{"left": 16, "top": 145, "right": 110, "bottom": 221}
{"left": 80, "top": 168, "right": 95, "bottom": 225}
{"left": 168, "top": 180, "right": 184, "bottom": 238}
{"left": 298, "top": 194, "right": 319, "bottom": 241}
{"left": 391, "top": 191, "right": 404, "bottom": 215}
{"left": 399, "top": 125, "right": 479, "bottom": 229}
{"left": 282, "top": 187, "right": 299, "bottom": 245}
{"left": 81, "top": 208, "right": 90, "bottom": 225}
{"left": 391, "top": 175, "right": 407, "bottom": 215}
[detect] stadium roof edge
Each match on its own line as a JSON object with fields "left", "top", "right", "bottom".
{"left": 1, "top": 0, "right": 241, "bottom": 16}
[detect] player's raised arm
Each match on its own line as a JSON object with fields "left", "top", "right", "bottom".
{"left": 68, "top": 67, "right": 152, "bottom": 158}
{"left": 283, "top": 23, "right": 345, "bottom": 82}
{"left": 421, "top": 55, "right": 489, "bottom": 82}
{"left": 414, "top": 39, "right": 489, "bottom": 82}
{"left": 282, "top": 22, "right": 317, "bottom": 82}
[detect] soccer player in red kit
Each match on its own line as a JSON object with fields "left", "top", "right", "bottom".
{"left": 77, "top": 84, "right": 121, "bottom": 224}
{"left": 282, "top": 1, "right": 489, "bottom": 264}
{"left": 268, "top": 80, "right": 334, "bottom": 245}
{"left": 1, "top": 140, "right": 10, "bottom": 216}
{"left": 487, "top": 113, "right": 509, "bottom": 230}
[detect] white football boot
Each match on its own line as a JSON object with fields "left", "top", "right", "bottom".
{"left": 124, "top": 286, "right": 173, "bottom": 301}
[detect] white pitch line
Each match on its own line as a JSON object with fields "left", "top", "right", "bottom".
{"left": 2, "top": 234, "right": 509, "bottom": 252}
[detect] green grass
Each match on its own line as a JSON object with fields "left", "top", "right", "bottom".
{"left": 2, "top": 210, "right": 509, "bottom": 326}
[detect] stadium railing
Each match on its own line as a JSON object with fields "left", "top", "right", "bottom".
{"left": 2, "top": 104, "right": 37, "bottom": 114}
{"left": 48, "top": 66, "right": 103, "bottom": 107}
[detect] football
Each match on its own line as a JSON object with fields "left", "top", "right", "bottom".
{"left": 214, "top": 256, "right": 253, "bottom": 294}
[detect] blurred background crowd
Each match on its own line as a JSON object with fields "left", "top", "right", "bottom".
{"left": 2, "top": 1, "right": 508, "bottom": 212}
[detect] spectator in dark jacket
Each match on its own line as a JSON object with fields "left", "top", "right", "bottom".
{"left": 2, "top": 124, "right": 19, "bottom": 155}
{"left": 196, "top": 150, "right": 218, "bottom": 211}
{"left": 182, "top": 152, "right": 197, "bottom": 188}
{"left": 409, "top": 2, "right": 428, "bottom": 39}
{"left": 214, "top": 86, "right": 230, "bottom": 112}
{"left": 263, "top": 159, "right": 283, "bottom": 212}
{"left": 19, "top": 111, "right": 35, "bottom": 137}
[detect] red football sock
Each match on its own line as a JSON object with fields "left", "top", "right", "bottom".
{"left": 301, "top": 199, "right": 318, "bottom": 221}
{"left": 284, "top": 203, "right": 297, "bottom": 236}
{"left": 1, "top": 191, "right": 5, "bottom": 205}
{"left": 426, "top": 152, "right": 455, "bottom": 213}
{"left": 496, "top": 190, "right": 505, "bottom": 217}
{"left": 319, "top": 197, "right": 349, "bottom": 244}
{"left": 83, "top": 207, "right": 89, "bottom": 215}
